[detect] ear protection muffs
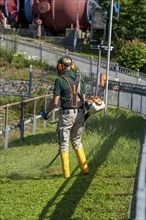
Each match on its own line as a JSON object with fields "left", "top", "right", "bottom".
{"left": 57, "top": 56, "right": 75, "bottom": 72}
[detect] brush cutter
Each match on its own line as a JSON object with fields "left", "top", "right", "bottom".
{"left": 84, "top": 96, "right": 105, "bottom": 121}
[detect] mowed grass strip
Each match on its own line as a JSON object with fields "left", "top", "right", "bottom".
{"left": 0, "top": 108, "right": 145, "bottom": 220}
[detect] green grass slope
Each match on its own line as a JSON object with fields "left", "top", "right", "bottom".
{"left": 0, "top": 108, "right": 145, "bottom": 220}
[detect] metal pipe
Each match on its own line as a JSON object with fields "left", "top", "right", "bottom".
{"left": 104, "top": 0, "right": 114, "bottom": 116}
{"left": 32, "top": 99, "right": 37, "bottom": 134}
{"left": 4, "top": 107, "right": 9, "bottom": 149}
{"left": 73, "top": 0, "right": 80, "bottom": 50}
{"left": 28, "top": 64, "right": 33, "bottom": 97}
{"left": 96, "top": 46, "right": 101, "bottom": 96}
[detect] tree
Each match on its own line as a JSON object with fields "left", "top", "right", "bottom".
{"left": 99, "top": 0, "right": 146, "bottom": 41}
{"left": 113, "top": 0, "right": 146, "bottom": 41}
{"left": 117, "top": 39, "right": 146, "bottom": 70}
{"left": 98, "top": 0, "right": 146, "bottom": 71}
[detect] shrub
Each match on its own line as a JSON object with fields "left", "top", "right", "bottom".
{"left": 117, "top": 39, "right": 146, "bottom": 70}
{"left": 11, "top": 52, "right": 27, "bottom": 68}
{"left": 0, "top": 48, "right": 50, "bottom": 70}
{"left": 27, "top": 59, "right": 50, "bottom": 70}
{"left": 0, "top": 48, "right": 13, "bottom": 62}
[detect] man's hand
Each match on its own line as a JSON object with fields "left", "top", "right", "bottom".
{"left": 40, "top": 110, "right": 48, "bottom": 120}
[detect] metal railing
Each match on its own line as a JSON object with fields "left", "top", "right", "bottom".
{"left": 0, "top": 94, "right": 59, "bottom": 149}
{"left": 1, "top": 81, "right": 146, "bottom": 149}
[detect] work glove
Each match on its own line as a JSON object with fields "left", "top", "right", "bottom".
{"left": 40, "top": 110, "right": 48, "bottom": 120}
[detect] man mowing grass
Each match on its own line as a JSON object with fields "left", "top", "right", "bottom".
{"left": 41, "top": 55, "right": 89, "bottom": 178}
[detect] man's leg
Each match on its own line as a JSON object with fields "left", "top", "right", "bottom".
{"left": 70, "top": 111, "right": 89, "bottom": 174}
{"left": 60, "top": 151, "right": 70, "bottom": 178}
{"left": 74, "top": 147, "right": 89, "bottom": 174}
{"left": 58, "top": 112, "right": 73, "bottom": 178}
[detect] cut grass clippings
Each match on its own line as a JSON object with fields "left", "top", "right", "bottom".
{"left": 0, "top": 107, "right": 145, "bottom": 220}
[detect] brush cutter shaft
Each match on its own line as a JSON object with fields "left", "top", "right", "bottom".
{"left": 46, "top": 152, "right": 60, "bottom": 167}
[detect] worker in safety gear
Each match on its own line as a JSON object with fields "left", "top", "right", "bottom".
{"left": 41, "top": 55, "right": 89, "bottom": 178}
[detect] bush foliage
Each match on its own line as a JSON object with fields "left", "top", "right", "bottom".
{"left": 116, "top": 39, "right": 146, "bottom": 70}
{"left": 0, "top": 49, "right": 50, "bottom": 70}
{"left": 99, "top": 0, "right": 146, "bottom": 72}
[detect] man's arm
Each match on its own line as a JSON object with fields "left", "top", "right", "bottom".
{"left": 47, "top": 95, "right": 60, "bottom": 114}
{"left": 40, "top": 95, "right": 60, "bottom": 120}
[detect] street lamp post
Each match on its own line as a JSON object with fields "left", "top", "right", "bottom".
{"left": 104, "top": 0, "right": 114, "bottom": 116}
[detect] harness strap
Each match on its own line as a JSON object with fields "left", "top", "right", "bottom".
{"left": 60, "top": 73, "right": 81, "bottom": 108}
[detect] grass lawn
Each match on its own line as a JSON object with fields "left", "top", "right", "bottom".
{"left": 0, "top": 108, "right": 145, "bottom": 220}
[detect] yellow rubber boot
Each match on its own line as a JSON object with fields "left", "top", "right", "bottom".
{"left": 75, "top": 147, "right": 89, "bottom": 174}
{"left": 60, "top": 151, "right": 70, "bottom": 178}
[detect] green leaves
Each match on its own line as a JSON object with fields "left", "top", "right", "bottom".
{"left": 113, "top": 0, "right": 146, "bottom": 41}
{"left": 117, "top": 39, "right": 146, "bottom": 69}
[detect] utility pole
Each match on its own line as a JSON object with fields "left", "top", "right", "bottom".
{"left": 95, "top": 40, "right": 103, "bottom": 96}
{"left": 96, "top": 46, "right": 101, "bottom": 96}
{"left": 104, "top": 0, "right": 114, "bottom": 116}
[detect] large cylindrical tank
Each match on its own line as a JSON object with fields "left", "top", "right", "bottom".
{"left": 25, "top": 0, "right": 92, "bottom": 32}
{"left": 1, "top": 0, "right": 99, "bottom": 33}
{"left": 4, "top": 0, "right": 20, "bottom": 22}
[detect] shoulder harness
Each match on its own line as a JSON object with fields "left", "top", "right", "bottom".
{"left": 60, "top": 72, "right": 83, "bottom": 109}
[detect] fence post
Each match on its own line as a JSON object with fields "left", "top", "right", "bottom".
{"left": 40, "top": 69, "right": 44, "bottom": 86}
{"left": 32, "top": 99, "right": 37, "bottom": 134}
{"left": 137, "top": 69, "right": 140, "bottom": 77}
{"left": 20, "top": 101, "right": 24, "bottom": 142}
{"left": 28, "top": 65, "right": 33, "bottom": 97}
{"left": 116, "top": 63, "right": 119, "bottom": 79}
{"left": 140, "top": 93, "right": 143, "bottom": 114}
{"left": 4, "top": 106, "right": 9, "bottom": 150}
{"left": 131, "top": 88, "right": 133, "bottom": 111}
{"left": 40, "top": 42, "right": 43, "bottom": 62}
{"left": 43, "top": 97, "right": 47, "bottom": 128}
{"left": 117, "top": 82, "right": 121, "bottom": 107}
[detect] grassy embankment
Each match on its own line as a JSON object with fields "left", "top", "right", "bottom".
{"left": 0, "top": 107, "right": 145, "bottom": 220}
